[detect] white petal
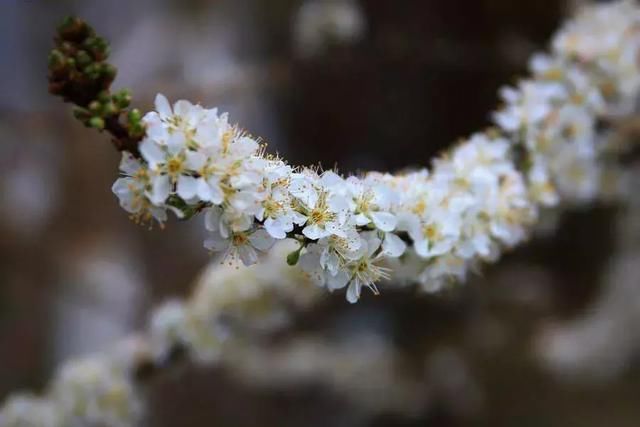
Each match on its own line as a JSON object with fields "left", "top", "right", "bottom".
{"left": 289, "top": 178, "right": 318, "bottom": 208}
{"left": 371, "top": 211, "right": 397, "bottom": 232}
{"left": 233, "top": 137, "right": 259, "bottom": 157}
{"left": 237, "top": 244, "right": 259, "bottom": 266}
{"left": 206, "top": 177, "right": 225, "bottom": 204}
{"left": 264, "top": 218, "right": 288, "bottom": 239}
{"left": 230, "top": 191, "right": 259, "bottom": 212}
{"left": 185, "top": 151, "right": 207, "bottom": 171}
{"left": 325, "top": 222, "right": 347, "bottom": 238}
{"left": 177, "top": 176, "right": 198, "bottom": 200}
{"left": 204, "top": 235, "right": 229, "bottom": 252}
{"left": 396, "top": 212, "right": 420, "bottom": 233}
{"left": 150, "top": 207, "right": 168, "bottom": 223}
{"left": 327, "top": 271, "right": 350, "bottom": 290}
{"left": 228, "top": 214, "right": 252, "bottom": 234}
{"left": 148, "top": 175, "right": 171, "bottom": 205}
{"left": 204, "top": 207, "right": 223, "bottom": 231}
{"left": 248, "top": 229, "right": 276, "bottom": 252}
{"left": 494, "top": 111, "right": 519, "bottom": 132}
{"left": 112, "top": 177, "right": 134, "bottom": 196}
{"left": 320, "top": 171, "right": 344, "bottom": 188}
{"left": 140, "top": 139, "right": 166, "bottom": 169}
{"left": 299, "top": 253, "right": 326, "bottom": 287}
{"left": 413, "top": 239, "right": 431, "bottom": 259}
{"left": 119, "top": 153, "right": 141, "bottom": 175}
{"left": 302, "top": 223, "right": 325, "bottom": 240}
{"left": 145, "top": 118, "right": 169, "bottom": 142}
{"left": 365, "top": 235, "right": 382, "bottom": 257}
{"left": 291, "top": 211, "right": 308, "bottom": 225}
{"left": 328, "top": 194, "right": 349, "bottom": 213}
{"left": 167, "top": 132, "right": 186, "bottom": 153}
{"left": 355, "top": 213, "right": 370, "bottom": 226}
{"left": 155, "top": 94, "right": 172, "bottom": 119}
{"left": 346, "top": 281, "right": 361, "bottom": 304}
{"left": 173, "top": 100, "right": 193, "bottom": 117}
{"left": 382, "top": 233, "right": 406, "bottom": 258}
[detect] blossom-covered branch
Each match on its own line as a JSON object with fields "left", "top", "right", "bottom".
{"left": 111, "top": 1, "right": 640, "bottom": 303}
{"left": 4, "top": 3, "right": 639, "bottom": 425}
{"left": 0, "top": 243, "right": 322, "bottom": 427}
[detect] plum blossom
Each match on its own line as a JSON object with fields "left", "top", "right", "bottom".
{"left": 109, "top": 1, "right": 640, "bottom": 302}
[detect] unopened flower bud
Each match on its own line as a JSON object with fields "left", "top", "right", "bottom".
{"left": 88, "top": 116, "right": 105, "bottom": 130}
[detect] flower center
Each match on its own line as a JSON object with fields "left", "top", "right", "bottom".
{"left": 309, "top": 208, "right": 332, "bottom": 225}
{"left": 232, "top": 233, "right": 248, "bottom": 246}
{"left": 423, "top": 224, "right": 440, "bottom": 240}
{"left": 167, "top": 157, "right": 184, "bottom": 177}
{"left": 356, "top": 192, "right": 374, "bottom": 214}
{"left": 222, "top": 130, "right": 234, "bottom": 153}
{"left": 412, "top": 200, "right": 427, "bottom": 216}
{"left": 263, "top": 198, "right": 283, "bottom": 217}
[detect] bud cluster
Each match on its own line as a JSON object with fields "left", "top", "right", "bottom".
{"left": 48, "top": 17, "right": 143, "bottom": 155}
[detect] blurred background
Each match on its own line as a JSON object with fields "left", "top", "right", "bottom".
{"left": 2, "top": 0, "right": 640, "bottom": 426}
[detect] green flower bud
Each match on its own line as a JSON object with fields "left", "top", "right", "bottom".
{"left": 113, "top": 90, "right": 132, "bottom": 109}
{"left": 60, "top": 41, "right": 75, "bottom": 56}
{"left": 287, "top": 248, "right": 302, "bottom": 266}
{"left": 88, "top": 100, "right": 101, "bottom": 113}
{"left": 48, "top": 49, "right": 65, "bottom": 71}
{"left": 57, "top": 16, "right": 77, "bottom": 34}
{"left": 101, "top": 63, "right": 117, "bottom": 83}
{"left": 97, "top": 90, "right": 110, "bottom": 104}
{"left": 57, "top": 17, "right": 92, "bottom": 42}
{"left": 128, "top": 108, "right": 142, "bottom": 124}
{"left": 65, "top": 57, "right": 76, "bottom": 70}
{"left": 84, "top": 36, "right": 110, "bottom": 60}
{"left": 103, "top": 101, "right": 118, "bottom": 116}
{"left": 75, "top": 50, "right": 92, "bottom": 68}
{"left": 84, "top": 63, "right": 100, "bottom": 80}
{"left": 88, "top": 116, "right": 105, "bottom": 130}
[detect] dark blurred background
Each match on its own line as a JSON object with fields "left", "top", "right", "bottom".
{"left": 2, "top": 0, "right": 640, "bottom": 426}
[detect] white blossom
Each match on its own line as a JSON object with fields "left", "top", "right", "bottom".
{"left": 108, "top": 1, "right": 640, "bottom": 302}
{"left": 51, "top": 356, "right": 142, "bottom": 427}
{"left": 112, "top": 153, "right": 168, "bottom": 226}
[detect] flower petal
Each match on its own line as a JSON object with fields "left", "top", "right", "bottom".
{"left": 148, "top": 175, "right": 171, "bottom": 205}
{"left": 155, "top": 93, "right": 172, "bottom": 119}
{"left": 237, "top": 243, "right": 259, "bottom": 266}
{"left": 371, "top": 211, "right": 397, "bottom": 232}
{"left": 327, "top": 271, "right": 350, "bottom": 290}
{"left": 140, "top": 140, "right": 166, "bottom": 169}
{"left": 264, "top": 218, "right": 288, "bottom": 239}
{"left": 177, "top": 176, "right": 198, "bottom": 200}
{"left": 204, "top": 207, "right": 223, "bottom": 231}
{"left": 248, "top": 229, "right": 276, "bottom": 252}
{"left": 382, "top": 233, "right": 406, "bottom": 258}
{"left": 346, "top": 281, "right": 361, "bottom": 303}
{"left": 185, "top": 151, "right": 207, "bottom": 171}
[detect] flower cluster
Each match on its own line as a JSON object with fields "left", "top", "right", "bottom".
{"left": 0, "top": 245, "right": 316, "bottom": 427}
{"left": 50, "top": 356, "right": 142, "bottom": 427}
{"left": 0, "top": 395, "right": 63, "bottom": 427}
{"left": 112, "top": 1, "right": 640, "bottom": 303}
{"left": 0, "top": 354, "right": 142, "bottom": 427}
{"left": 150, "top": 241, "right": 321, "bottom": 363}
{"left": 495, "top": 1, "right": 640, "bottom": 207}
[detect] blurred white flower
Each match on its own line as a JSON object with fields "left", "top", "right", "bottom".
{"left": 293, "top": 0, "right": 366, "bottom": 58}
